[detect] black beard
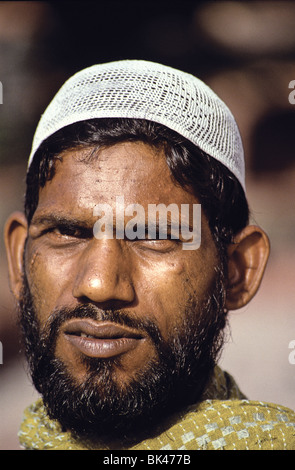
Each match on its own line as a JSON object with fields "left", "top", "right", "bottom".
{"left": 18, "top": 266, "right": 228, "bottom": 447}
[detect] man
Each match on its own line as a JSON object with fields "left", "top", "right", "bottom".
{"left": 4, "top": 60, "right": 295, "bottom": 450}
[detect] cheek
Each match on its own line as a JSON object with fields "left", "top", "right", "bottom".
{"left": 135, "top": 258, "right": 193, "bottom": 336}
{"left": 136, "top": 251, "right": 218, "bottom": 338}
{"left": 25, "top": 243, "right": 76, "bottom": 322}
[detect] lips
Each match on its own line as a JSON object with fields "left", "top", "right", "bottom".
{"left": 62, "top": 318, "right": 145, "bottom": 359}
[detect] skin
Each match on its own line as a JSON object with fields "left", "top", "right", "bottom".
{"left": 4, "top": 141, "right": 270, "bottom": 388}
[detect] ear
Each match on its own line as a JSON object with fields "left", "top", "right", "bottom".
{"left": 4, "top": 211, "right": 28, "bottom": 302}
{"left": 225, "top": 225, "right": 270, "bottom": 310}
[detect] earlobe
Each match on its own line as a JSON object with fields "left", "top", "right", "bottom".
{"left": 4, "top": 211, "right": 28, "bottom": 301}
{"left": 225, "top": 225, "right": 270, "bottom": 310}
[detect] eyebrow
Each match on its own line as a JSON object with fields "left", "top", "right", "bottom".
{"left": 30, "top": 214, "right": 194, "bottom": 240}
{"left": 124, "top": 221, "right": 192, "bottom": 240}
{"left": 30, "top": 214, "right": 93, "bottom": 229}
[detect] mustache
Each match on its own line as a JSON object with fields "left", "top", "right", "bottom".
{"left": 41, "top": 303, "right": 163, "bottom": 352}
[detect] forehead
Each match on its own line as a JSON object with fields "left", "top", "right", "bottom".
{"left": 35, "top": 141, "right": 199, "bottom": 215}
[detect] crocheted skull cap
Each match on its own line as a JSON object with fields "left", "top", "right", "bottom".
{"left": 28, "top": 59, "right": 245, "bottom": 190}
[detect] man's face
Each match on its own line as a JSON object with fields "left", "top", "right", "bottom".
{"left": 20, "top": 141, "right": 226, "bottom": 441}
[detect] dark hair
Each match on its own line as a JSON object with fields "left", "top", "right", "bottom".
{"left": 25, "top": 118, "right": 249, "bottom": 257}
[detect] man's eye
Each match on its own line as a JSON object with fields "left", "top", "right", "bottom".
{"left": 131, "top": 238, "right": 181, "bottom": 253}
{"left": 46, "top": 226, "right": 89, "bottom": 240}
{"left": 56, "top": 228, "right": 77, "bottom": 237}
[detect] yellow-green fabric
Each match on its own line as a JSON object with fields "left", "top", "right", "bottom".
{"left": 18, "top": 367, "right": 295, "bottom": 450}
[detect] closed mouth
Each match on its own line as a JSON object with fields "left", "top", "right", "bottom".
{"left": 61, "top": 318, "right": 145, "bottom": 358}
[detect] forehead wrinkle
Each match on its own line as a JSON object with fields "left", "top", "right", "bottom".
{"left": 59, "top": 150, "right": 158, "bottom": 194}
{"left": 38, "top": 142, "right": 200, "bottom": 217}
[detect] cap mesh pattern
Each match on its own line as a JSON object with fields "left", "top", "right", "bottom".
{"left": 28, "top": 60, "right": 245, "bottom": 189}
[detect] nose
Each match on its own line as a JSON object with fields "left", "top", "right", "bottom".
{"left": 72, "top": 239, "right": 135, "bottom": 306}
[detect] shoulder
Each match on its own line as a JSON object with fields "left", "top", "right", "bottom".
{"left": 132, "top": 399, "right": 295, "bottom": 450}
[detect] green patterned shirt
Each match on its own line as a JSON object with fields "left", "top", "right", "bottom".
{"left": 18, "top": 367, "right": 295, "bottom": 450}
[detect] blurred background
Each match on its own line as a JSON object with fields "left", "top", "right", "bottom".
{"left": 0, "top": 0, "right": 295, "bottom": 449}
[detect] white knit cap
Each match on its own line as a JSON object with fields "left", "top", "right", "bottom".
{"left": 28, "top": 59, "right": 245, "bottom": 190}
